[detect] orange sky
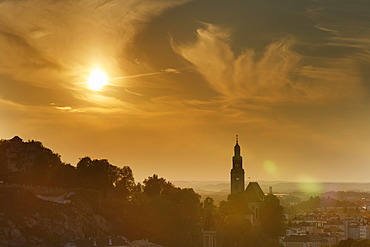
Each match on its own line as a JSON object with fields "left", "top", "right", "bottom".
{"left": 0, "top": 0, "right": 370, "bottom": 182}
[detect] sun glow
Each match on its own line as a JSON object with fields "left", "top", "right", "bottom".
{"left": 87, "top": 69, "right": 109, "bottom": 91}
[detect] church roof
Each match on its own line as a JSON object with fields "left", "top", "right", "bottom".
{"left": 129, "top": 240, "right": 163, "bottom": 247}
{"left": 68, "top": 236, "right": 129, "bottom": 247}
{"left": 283, "top": 235, "right": 311, "bottom": 243}
{"left": 244, "top": 182, "right": 265, "bottom": 202}
{"left": 283, "top": 234, "right": 328, "bottom": 243}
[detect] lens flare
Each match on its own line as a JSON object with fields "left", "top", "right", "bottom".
{"left": 263, "top": 160, "right": 278, "bottom": 176}
{"left": 299, "top": 177, "right": 323, "bottom": 195}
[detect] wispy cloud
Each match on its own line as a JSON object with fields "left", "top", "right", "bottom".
{"left": 112, "top": 68, "right": 182, "bottom": 81}
{"left": 307, "top": 1, "right": 370, "bottom": 51}
{"left": 173, "top": 24, "right": 301, "bottom": 101}
{"left": 173, "top": 23, "right": 362, "bottom": 104}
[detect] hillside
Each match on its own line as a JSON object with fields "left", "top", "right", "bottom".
{"left": 0, "top": 137, "right": 203, "bottom": 247}
{"left": 0, "top": 186, "right": 111, "bottom": 246}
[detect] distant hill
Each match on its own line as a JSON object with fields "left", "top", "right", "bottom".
{"left": 173, "top": 180, "right": 370, "bottom": 202}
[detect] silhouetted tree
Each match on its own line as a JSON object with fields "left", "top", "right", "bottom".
{"left": 351, "top": 239, "right": 370, "bottom": 247}
{"left": 22, "top": 144, "right": 64, "bottom": 186}
{"left": 217, "top": 192, "right": 285, "bottom": 247}
{"left": 115, "top": 166, "right": 136, "bottom": 199}
{"left": 336, "top": 238, "right": 354, "bottom": 247}
{"left": 143, "top": 174, "right": 174, "bottom": 197}
{"left": 294, "top": 196, "right": 321, "bottom": 212}
{"left": 226, "top": 193, "right": 249, "bottom": 214}
{"left": 76, "top": 157, "right": 120, "bottom": 190}
{"left": 260, "top": 194, "right": 285, "bottom": 238}
{"left": 219, "top": 214, "right": 253, "bottom": 247}
{"left": 118, "top": 175, "right": 202, "bottom": 247}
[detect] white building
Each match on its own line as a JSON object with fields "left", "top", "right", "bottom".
{"left": 282, "top": 235, "right": 328, "bottom": 247}
{"left": 128, "top": 240, "right": 163, "bottom": 247}
{"left": 64, "top": 236, "right": 129, "bottom": 247}
{"left": 360, "top": 225, "right": 370, "bottom": 239}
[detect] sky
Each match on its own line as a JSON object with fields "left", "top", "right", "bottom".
{"left": 0, "top": 0, "right": 370, "bottom": 183}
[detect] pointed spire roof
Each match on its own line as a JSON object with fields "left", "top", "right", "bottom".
{"left": 234, "top": 135, "right": 241, "bottom": 157}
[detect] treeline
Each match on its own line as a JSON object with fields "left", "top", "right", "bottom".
{"left": 102, "top": 174, "right": 202, "bottom": 247}
{"left": 0, "top": 138, "right": 136, "bottom": 193}
{"left": 334, "top": 238, "right": 370, "bottom": 247}
{"left": 0, "top": 138, "right": 203, "bottom": 247}
{"left": 215, "top": 193, "right": 285, "bottom": 247}
{"left": 287, "top": 196, "right": 360, "bottom": 216}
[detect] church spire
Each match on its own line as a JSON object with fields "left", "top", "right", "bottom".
{"left": 234, "top": 135, "right": 240, "bottom": 157}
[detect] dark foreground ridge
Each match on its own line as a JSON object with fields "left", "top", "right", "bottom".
{"left": 0, "top": 136, "right": 202, "bottom": 247}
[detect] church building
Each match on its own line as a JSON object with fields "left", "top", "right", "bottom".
{"left": 230, "top": 136, "right": 265, "bottom": 226}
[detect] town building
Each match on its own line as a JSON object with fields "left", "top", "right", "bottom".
{"left": 63, "top": 236, "right": 129, "bottom": 247}
{"left": 128, "top": 240, "right": 163, "bottom": 247}
{"left": 63, "top": 237, "right": 163, "bottom": 247}
{"left": 282, "top": 234, "right": 328, "bottom": 247}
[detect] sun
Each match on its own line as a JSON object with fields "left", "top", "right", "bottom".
{"left": 87, "top": 69, "right": 109, "bottom": 91}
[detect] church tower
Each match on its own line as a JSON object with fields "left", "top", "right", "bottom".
{"left": 230, "top": 135, "right": 245, "bottom": 194}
